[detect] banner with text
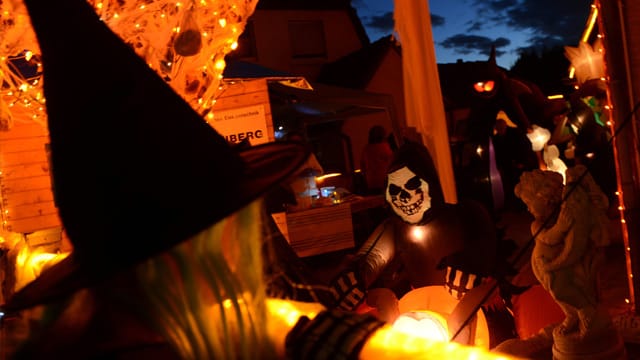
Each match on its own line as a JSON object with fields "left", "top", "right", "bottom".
{"left": 209, "top": 104, "right": 270, "bottom": 145}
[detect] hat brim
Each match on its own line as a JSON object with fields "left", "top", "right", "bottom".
{"left": 4, "top": 141, "right": 309, "bottom": 312}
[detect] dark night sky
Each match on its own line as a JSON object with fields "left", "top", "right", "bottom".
{"left": 353, "top": 0, "right": 592, "bottom": 68}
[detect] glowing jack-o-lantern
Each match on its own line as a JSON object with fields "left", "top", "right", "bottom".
{"left": 394, "top": 286, "right": 490, "bottom": 348}
{"left": 393, "top": 310, "right": 449, "bottom": 341}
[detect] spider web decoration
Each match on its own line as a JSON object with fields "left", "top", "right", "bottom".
{"left": 0, "top": 0, "right": 258, "bottom": 130}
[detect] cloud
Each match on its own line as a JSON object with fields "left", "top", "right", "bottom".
{"left": 470, "top": 0, "right": 592, "bottom": 50}
{"left": 431, "top": 14, "right": 446, "bottom": 27}
{"left": 518, "top": 35, "right": 567, "bottom": 53}
{"left": 440, "top": 34, "right": 510, "bottom": 57}
{"left": 362, "top": 11, "right": 394, "bottom": 35}
{"left": 362, "top": 11, "right": 446, "bottom": 36}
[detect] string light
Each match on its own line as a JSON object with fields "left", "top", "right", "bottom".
{"left": 0, "top": 0, "right": 258, "bottom": 132}
{"left": 0, "top": 0, "right": 258, "bottom": 234}
{"left": 590, "top": 0, "right": 635, "bottom": 312}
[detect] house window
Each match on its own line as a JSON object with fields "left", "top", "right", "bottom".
{"left": 228, "top": 21, "right": 257, "bottom": 59}
{"left": 289, "top": 21, "right": 327, "bottom": 59}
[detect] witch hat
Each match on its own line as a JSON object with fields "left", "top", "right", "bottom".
{"left": 4, "top": 0, "right": 308, "bottom": 311}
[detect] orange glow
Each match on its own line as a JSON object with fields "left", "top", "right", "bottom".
{"left": 473, "top": 80, "right": 495, "bottom": 93}
{"left": 15, "top": 245, "right": 69, "bottom": 291}
{"left": 569, "top": 2, "right": 599, "bottom": 79}
{"left": 581, "top": 5, "right": 599, "bottom": 43}
{"left": 393, "top": 311, "right": 449, "bottom": 341}
{"left": 315, "top": 172, "right": 342, "bottom": 182}
{"left": 398, "top": 286, "right": 490, "bottom": 349}
{"left": 362, "top": 326, "right": 514, "bottom": 360}
{"left": 266, "top": 298, "right": 515, "bottom": 360}
{"left": 589, "top": 0, "right": 635, "bottom": 311}
{"left": 409, "top": 226, "right": 428, "bottom": 244}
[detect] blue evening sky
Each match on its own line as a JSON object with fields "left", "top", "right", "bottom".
{"left": 353, "top": 0, "right": 592, "bottom": 68}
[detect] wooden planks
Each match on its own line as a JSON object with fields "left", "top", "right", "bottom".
{"left": 273, "top": 203, "right": 355, "bottom": 258}
{"left": 0, "top": 121, "right": 61, "bottom": 233}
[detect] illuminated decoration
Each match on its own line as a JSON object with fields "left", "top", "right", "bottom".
{"left": 565, "top": 0, "right": 634, "bottom": 312}
{"left": 0, "top": 0, "right": 44, "bottom": 129}
{"left": 0, "top": 230, "right": 69, "bottom": 299}
{"left": 88, "top": 0, "right": 259, "bottom": 115}
{"left": 589, "top": 0, "right": 635, "bottom": 311}
{"left": 524, "top": 121, "right": 569, "bottom": 184}
{"left": 568, "top": 3, "right": 599, "bottom": 79}
{"left": 542, "top": 145, "right": 568, "bottom": 183}
{"left": 565, "top": 39, "right": 605, "bottom": 84}
{"left": 0, "top": 0, "right": 258, "bottom": 128}
{"left": 396, "top": 286, "right": 490, "bottom": 348}
{"left": 386, "top": 166, "right": 431, "bottom": 224}
{"left": 495, "top": 110, "right": 517, "bottom": 128}
{"left": 354, "top": 141, "right": 498, "bottom": 304}
{"left": 315, "top": 172, "right": 342, "bottom": 184}
{"left": 393, "top": 311, "right": 449, "bottom": 342}
{"left": 526, "top": 124, "right": 551, "bottom": 152}
{"left": 267, "top": 298, "right": 513, "bottom": 360}
{"left": 14, "top": 245, "right": 68, "bottom": 292}
{"left": 473, "top": 80, "right": 495, "bottom": 94}
{"left": 408, "top": 225, "right": 428, "bottom": 243}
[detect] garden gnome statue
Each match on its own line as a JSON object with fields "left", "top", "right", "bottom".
{"left": 512, "top": 166, "right": 625, "bottom": 359}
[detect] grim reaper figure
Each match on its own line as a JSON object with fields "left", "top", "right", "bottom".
{"left": 330, "top": 141, "right": 502, "bottom": 311}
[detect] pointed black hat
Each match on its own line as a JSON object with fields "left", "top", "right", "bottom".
{"left": 5, "top": 0, "right": 308, "bottom": 311}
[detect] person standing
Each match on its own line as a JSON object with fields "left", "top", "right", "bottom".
{"left": 360, "top": 125, "right": 393, "bottom": 195}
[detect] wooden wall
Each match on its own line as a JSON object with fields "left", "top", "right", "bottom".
{"left": 0, "top": 121, "right": 61, "bottom": 234}
{"left": 0, "top": 78, "right": 272, "bottom": 235}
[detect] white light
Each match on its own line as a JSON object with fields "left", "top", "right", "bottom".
{"left": 409, "top": 226, "right": 428, "bottom": 243}
{"left": 526, "top": 125, "right": 551, "bottom": 152}
{"left": 393, "top": 311, "right": 449, "bottom": 342}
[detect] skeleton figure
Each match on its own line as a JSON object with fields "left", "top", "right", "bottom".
{"left": 330, "top": 141, "right": 499, "bottom": 310}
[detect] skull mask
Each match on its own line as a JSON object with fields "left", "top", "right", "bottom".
{"left": 386, "top": 166, "right": 431, "bottom": 224}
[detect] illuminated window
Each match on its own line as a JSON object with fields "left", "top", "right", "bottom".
{"left": 289, "top": 21, "right": 327, "bottom": 59}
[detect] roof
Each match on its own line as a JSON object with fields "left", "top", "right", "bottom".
{"left": 221, "top": 60, "right": 391, "bottom": 127}
{"left": 317, "top": 35, "right": 400, "bottom": 89}
{"left": 256, "top": 0, "right": 370, "bottom": 46}
{"left": 319, "top": 40, "right": 515, "bottom": 110}
{"left": 223, "top": 60, "right": 294, "bottom": 78}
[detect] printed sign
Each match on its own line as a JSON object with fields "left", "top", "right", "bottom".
{"left": 209, "top": 104, "right": 270, "bottom": 145}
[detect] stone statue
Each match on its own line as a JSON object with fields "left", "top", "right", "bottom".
{"left": 513, "top": 165, "right": 625, "bottom": 359}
